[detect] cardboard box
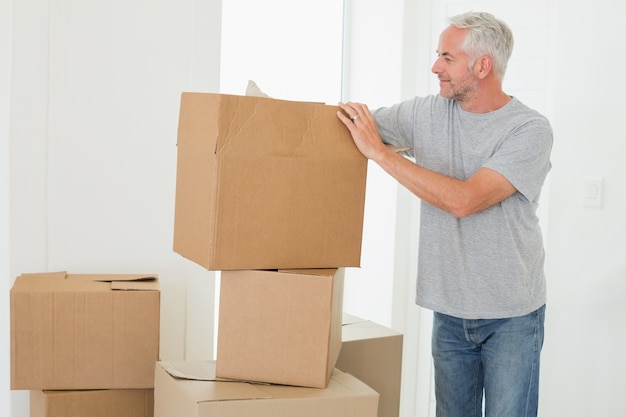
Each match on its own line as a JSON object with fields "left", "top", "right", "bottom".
{"left": 11, "top": 272, "right": 160, "bottom": 390}
{"left": 30, "top": 389, "right": 154, "bottom": 417}
{"left": 216, "top": 269, "right": 344, "bottom": 388}
{"left": 154, "top": 361, "right": 379, "bottom": 417}
{"left": 173, "top": 92, "right": 368, "bottom": 270}
{"left": 337, "top": 313, "right": 404, "bottom": 417}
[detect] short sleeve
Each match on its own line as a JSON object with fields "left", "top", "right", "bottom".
{"left": 483, "top": 115, "right": 553, "bottom": 203}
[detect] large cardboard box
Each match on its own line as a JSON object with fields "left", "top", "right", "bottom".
{"left": 11, "top": 272, "right": 160, "bottom": 390}
{"left": 154, "top": 361, "right": 379, "bottom": 417}
{"left": 337, "top": 313, "right": 404, "bottom": 417}
{"left": 30, "top": 389, "right": 154, "bottom": 417}
{"left": 216, "top": 269, "right": 344, "bottom": 388}
{"left": 173, "top": 92, "right": 368, "bottom": 270}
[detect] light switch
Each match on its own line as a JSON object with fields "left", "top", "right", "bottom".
{"left": 583, "top": 176, "right": 603, "bottom": 209}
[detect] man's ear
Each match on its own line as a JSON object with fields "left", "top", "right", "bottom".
{"left": 474, "top": 56, "right": 493, "bottom": 79}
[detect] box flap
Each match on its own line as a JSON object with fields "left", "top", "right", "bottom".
{"left": 11, "top": 272, "right": 68, "bottom": 291}
{"left": 70, "top": 273, "right": 157, "bottom": 282}
{"left": 12, "top": 272, "right": 158, "bottom": 291}
{"left": 195, "top": 381, "right": 273, "bottom": 403}
{"left": 213, "top": 94, "right": 361, "bottom": 158}
{"left": 343, "top": 313, "right": 403, "bottom": 334}
{"left": 341, "top": 314, "right": 403, "bottom": 342}
{"left": 331, "top": 371, "right": 380, "bottom": 396}
{"left": 157, "top": 362, "right": 273, "bottom": 402}
{"left": 110, "top": 280, "right": 159, "bottom": 291}
{"left": 342, "top": 313, "right": 366, "bottom": 326}
{"left": 160, "top": 361, "right": 219, "bottom": 381}
{"left": 160, "top": 360, "right": 277, "bottom": 386}
{"left": 70, "top": 274, "right": 159, "bottom": 291}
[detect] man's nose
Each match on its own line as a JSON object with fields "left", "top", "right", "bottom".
{"left": 431, "top": 57, "right": 442, "bottom": 74}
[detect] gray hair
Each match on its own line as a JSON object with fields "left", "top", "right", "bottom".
{"left": 448, "top": 12, "right": 514, "bottom": 80}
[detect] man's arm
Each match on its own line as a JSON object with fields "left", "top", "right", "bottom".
{"left": 337, "top": 102, "right": 516, "bottom": 218}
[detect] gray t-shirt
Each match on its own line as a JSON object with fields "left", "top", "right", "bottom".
{"left": 373, "top": 95, "right": 553, "bottom": 319}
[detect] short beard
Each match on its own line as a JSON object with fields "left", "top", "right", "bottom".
{"left": 442, "top": 72, "right": 478, "bottom": 102}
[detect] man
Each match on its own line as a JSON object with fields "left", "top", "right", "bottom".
{"left": 337, "top": 11, "right": 552, "bottom": 417}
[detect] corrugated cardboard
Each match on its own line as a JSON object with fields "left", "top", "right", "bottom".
{"left": 11, "top": 272, "right": 160, "bottom": 390}
{"left": 216, "top": 269, "right": 344, "bottom": 388}
{"left": 173, "top": 92, "right": 368, "bottom": 270}
{"left": 30, "top": 389, "right": 154, "bottom": 417}
{"left": 337, "top": 313, "right": 404, "bottom": 417}
{"left": 154, "top": 361, "right": 379, "bottom": 417}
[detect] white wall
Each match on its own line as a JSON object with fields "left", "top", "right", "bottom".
{"left": 540, "top": 0, "right": 626, "bottom": 415}
{"left": 6, "top": 1, "right": 223, "bottom": 415}
{"left": 219, "top": 0, "right": 344, "bottom": 102}
{"left": 1, "top": 0, "right": 13, "bottom": 414}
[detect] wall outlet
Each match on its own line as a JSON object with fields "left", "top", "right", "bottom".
{"left": 583, "top": 176, "right": 603, "bottom": 209}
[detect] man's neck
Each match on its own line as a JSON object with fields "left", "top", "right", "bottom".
{"left": 459, "top": 89, "right": 511, "bottom": 113}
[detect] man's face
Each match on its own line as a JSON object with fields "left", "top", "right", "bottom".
{"left": 431, "top": 26, "right": 478, "bottom": 102}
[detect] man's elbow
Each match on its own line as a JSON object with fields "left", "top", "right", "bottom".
{"left": 448, "top": 205, "right": 475, "bottom": 219}
{"left": 446, "top": 195, "right": 481, "bottom": 218}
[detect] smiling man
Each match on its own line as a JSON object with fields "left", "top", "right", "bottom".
{"left": 338, "top": 11, "right": 553, "bottom": 417}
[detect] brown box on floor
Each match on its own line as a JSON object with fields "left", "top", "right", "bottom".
{"left": 216, "top": 268, "right": 344, "bottom": 388}
{"left": 337, "top": 313, "right": 404, "bottom": 417}
{"left": 30, "top": 389, "right": 154, "bottom": 417}
{"left": 11, "top": 271, "right": 160, "bottom": 390}
{"left": 154, "top": 361, "right": 379, "bottom": 417}
{"left": 173, "top": 92, "right": 367, "bottom": 270}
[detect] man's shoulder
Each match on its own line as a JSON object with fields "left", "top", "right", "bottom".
{"left": 507, "top": 97, "right": 549, "bottom": 120}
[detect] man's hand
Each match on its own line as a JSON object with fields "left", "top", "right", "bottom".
{"left": 337, "top": 102, "right": 388, "bottom": 162}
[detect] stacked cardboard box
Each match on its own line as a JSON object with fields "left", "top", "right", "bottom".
{"left": 10, "top": 272, "right": 160, "bottom": 417}
{"left": 165, "top": 92, "right": 380, "bottom": 416}
{"left": 216, "top": 268, "right": 344, "bottom": 388}
{"left": 154, "top": 361, "right": 379, "bottom": 417}
{"left": 30, "top": 389, "right": 154, "bottom": 417}
{"left": 172, "top": 92, "right": 369, "bottom": 387}
{"left": 9, "top": 93, "right": 401, "bottom": 416}
{"left": 172, "top": 92, "right": 368, "bottom": 271}
{"left": 339, "top": 314, "right": 404, "bottom": 417}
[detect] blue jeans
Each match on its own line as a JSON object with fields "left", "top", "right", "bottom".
{"left": 432, "top": 305, "right": 545, "bottom": 417}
